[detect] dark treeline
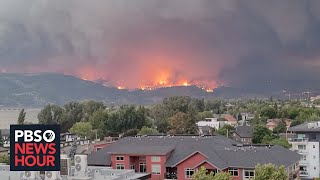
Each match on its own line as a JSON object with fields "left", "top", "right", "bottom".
{"left": 36, "top": 97, "right": 320, "bottom": 141}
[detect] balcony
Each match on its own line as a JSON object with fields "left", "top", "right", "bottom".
{"left": 293, "top": 149, "right": 308, "bottom": 154}
{"left": 299, "top": 160, "right": 309, "bottom": 165}
{"left": 288, "top": 138, "right": 309, "bottom": 143}
{"left": 300, "top": 171, "right": 309, "bottom": 177}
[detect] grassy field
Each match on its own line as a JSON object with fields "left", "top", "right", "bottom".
{"left": 0, "top": 108, "right": 40, "bottom": 129}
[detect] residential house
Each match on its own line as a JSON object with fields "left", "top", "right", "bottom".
{"left": 241, "top": 113, "right": 255, "bottom": 121}
{"left": 196, "top": 118, "right": 225, "bottom": 130}
{"left": 266, "top": 119, "right": 281, "bottom": 131}
{"left": 61, "top": 133, "right": 79, "bottom": 143}
{"left": 221, "top": 114, "right": 238, "bottom": 126}
{"left": 205, "top": 114, "right": 238, "bottom": 126}
{"left": 288, "top": 121, "right": 320, "bottom": 179}
{"left": 233, "top": 124, "right": 253, "bottom": 144}
{"left": 266, "top": 118, "right": 292, "bottom": 131}
{"left": 0, "top": 129, "right": 10, "bottom": 148}
{"left": 88, "top": 135, "right": 300, "bottom": 180}
{"left": 60, "top": 133, "right": 91, "bottom": 148}
{"left": 238, "top": 113, "right": 255, "bottom": 125}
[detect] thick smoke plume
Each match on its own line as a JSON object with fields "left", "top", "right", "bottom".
{"left": 1, "top": 0, "right": 320, "bottom": 90}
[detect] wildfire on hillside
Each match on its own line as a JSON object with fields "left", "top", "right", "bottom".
{"left": 76, "top": 66, "right": 217, "bottom": 92}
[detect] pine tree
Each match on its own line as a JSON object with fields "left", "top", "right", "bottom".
{"left": 18, "top": 108, "right": 26, "bottom": 124}
{"left": 0, "top": 130, "right": 3, "bottom": 147}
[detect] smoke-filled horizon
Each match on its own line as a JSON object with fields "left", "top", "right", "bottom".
{"left": 1, "top": 0, "right": 320, "bottom": 90}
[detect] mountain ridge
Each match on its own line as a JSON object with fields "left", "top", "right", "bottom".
{"left": 0, "top": 73, "right": 273, "bottom": 107}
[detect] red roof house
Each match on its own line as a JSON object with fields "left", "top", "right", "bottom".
{"left": 88, "top": 135, "right": 300, "bottom": 180}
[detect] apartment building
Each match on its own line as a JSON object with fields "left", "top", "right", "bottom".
{"left": 88, "top": 135, "right": 300, "bottom": 180}
{"left": 288, "top": 121, "right": 320, "bottom": 179}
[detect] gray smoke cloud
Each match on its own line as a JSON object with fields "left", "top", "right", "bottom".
{"left": 0, "top": 0, "right": 320, "bottom": 90}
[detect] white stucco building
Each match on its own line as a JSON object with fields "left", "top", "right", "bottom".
{"left": 289, "top": 121, "right": 320, "bottom": 179}
{"left": 196, "top": 118, "right": 226, "bottom": 130}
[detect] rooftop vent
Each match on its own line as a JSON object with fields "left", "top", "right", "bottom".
{"left": 307, "top": 122, "right": 320, "bottom": 128}
{"left": 233, "top": 144, "right": 243, "bottom": 147}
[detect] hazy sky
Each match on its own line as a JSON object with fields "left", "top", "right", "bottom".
{"left": 1, "top": 0, "right": 320, "bottom": 90}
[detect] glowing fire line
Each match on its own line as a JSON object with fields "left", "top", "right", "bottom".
{"left": 77, "top": 67, "right": 217, "bottom": 92}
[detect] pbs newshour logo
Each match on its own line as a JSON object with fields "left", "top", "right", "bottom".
{"left": 10, "top": 125, "right": 60, "bottom": 171}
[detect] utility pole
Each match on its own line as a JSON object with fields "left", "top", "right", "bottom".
{"left": 289, "top": 92, "right": 291, "bottom": 101}
{"left": 227, "top": 128, "right": 229, "bottom": 138}
{"left": 307, "top": 92, "right": 311, "bottom": 107}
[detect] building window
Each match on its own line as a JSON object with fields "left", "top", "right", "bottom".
{"left": 309, "top": 133, "right": 316, "bottom": 140}
{"left": 185, "top": 168, "right": 195, "bottom": 179}
{"left": 313, "top": 145, "right": 316, "bottom": 148}
{"left": 130, "top": 164, "right": 135, "bottom": 170}
{"left": 315, "top": 167, "right": 317, "bottom": 170}
{"left": 151, "top": 156, "right": 161, "bottom": 162}
{"left": 151, "top": 164, "right": 161, "bottom": 174}
{"left": 241, "top": 138, "right": 246, "bottom": 141}
{"left": 314, "top": 156, "right": 316, "bottom": 159}
{"left": 116, "top": 156, "right": 124, "bottom": 161}
{"left": 301, "top": 155, "right": 307, "bottom": 161}
{"left": 300, "top": 166, "right": 307, "bottom": 171}
{"left": 244, "top": 170, "right": 255, "bottom": 179}
{"left": 298, "top": 145, "right": 306, "bottom": 150}
{"left": 139, "top": 163, "right": 147, "bottom": 173}
{"left": 228, "top": 168, "right": 239, "bottom": 176}
{"left": 116, "top": 163, "right": 124, "bottom": 169}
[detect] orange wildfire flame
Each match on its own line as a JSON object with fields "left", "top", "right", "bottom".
{"left": 76, "top": 66, "right": 217, "bottom": 92}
